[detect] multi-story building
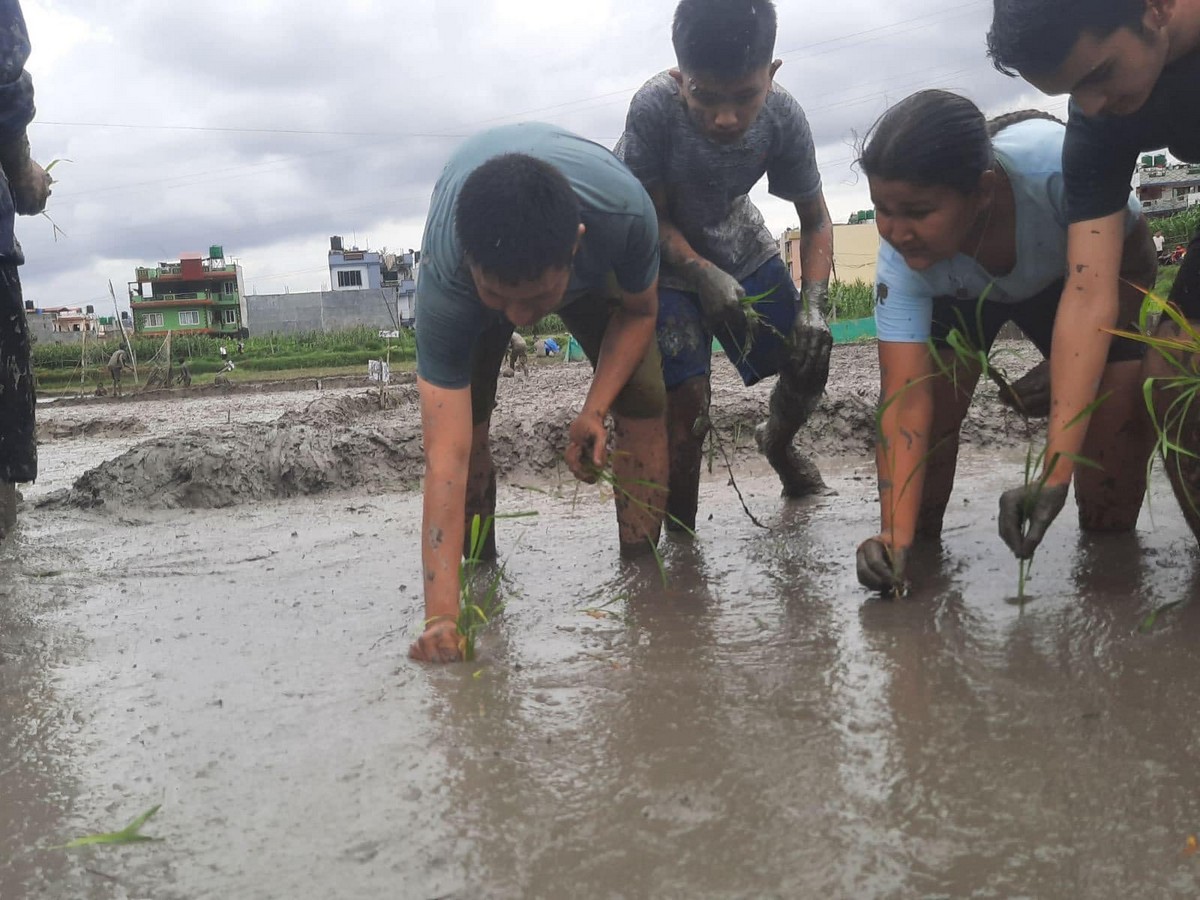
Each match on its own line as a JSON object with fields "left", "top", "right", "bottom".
{"left": 1135, "top": 155, "right": 1200, "bottom": 218}
{"left": 128, "top": 245, "right": 247, "bottom": 337}
{"left": 328, "top": 236, "right": 417, "bottom": 324}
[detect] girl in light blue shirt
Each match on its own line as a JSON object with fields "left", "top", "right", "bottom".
{"left": 855, "top": 90, "right": 1157, "bottom": 593}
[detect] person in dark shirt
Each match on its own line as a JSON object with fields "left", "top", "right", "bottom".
{"left": 0, "top": 0, "right": 51, "bottom": 541}
{"left": 987, "top": 0, "right": 1200, "bottom": 551}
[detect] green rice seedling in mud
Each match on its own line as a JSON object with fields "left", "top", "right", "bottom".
{"left": 453, "top": 512, "right": 536, "bottom": 661}
{"left": 51, "top": 805, "right": 162, "bottom": 850}
{"left": 578, "top": 456, "right": 690, "bottom": 587}
{"left": 1109, "top": 285, "right": 1200, "bottom": 627}
{"left": 696, "top": 414, "right": 769, "bottom": 531}
{"left": 929, "top": 295, "right": 1104, "bottom": 602}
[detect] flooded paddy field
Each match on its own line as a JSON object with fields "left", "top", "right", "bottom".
{"left": 3, "top": 344, "right": 1199, "bottom": 899}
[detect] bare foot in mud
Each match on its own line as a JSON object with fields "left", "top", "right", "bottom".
{"left": 754, "top": 422, "right": 834, "bottom": 498}
{"left": 408, "top": 618, "right": 463, "bottom": 664}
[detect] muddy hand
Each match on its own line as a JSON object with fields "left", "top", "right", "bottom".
{"left": 998, "top": 482, "right": 1068, "bottom": 559}
{"left": 0, "top": 136, "right": 51, "bottom": 216}
{"left": 566, "top": 409, "right": 607, "bottom": 483}
{"left": 997, "top": 359, "right": 1050, "bottom": 418}
{"left": 408, "top": 617, "right": 463, "bottom": 664}
{"left": 693, "top": 264, "right": 746, "bottom": 330}
{"left": 856, "top": 536, "right": 908, "bottom": 593}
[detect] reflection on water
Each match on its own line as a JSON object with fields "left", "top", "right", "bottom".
{"left": 4, "top": 458, "right": 1200, "bottom": 898}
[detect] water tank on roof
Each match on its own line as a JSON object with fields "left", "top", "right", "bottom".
{"left": 24, "top": 300, "right": 32, "bottom": 311}
{"left": 1142, "top": 154, "right": 1155, "bottom": 167}
{"left": 330, "top": 235, "right": 344, "bottom": 252}
{"left": 85, "top": 304, "right": 94, "bottom": 314}
{"left": 1154, "top": 154, "right": 1168, "bottom": 167}
{"left": 209, "top": 245, "right": 224, "bottom": 259}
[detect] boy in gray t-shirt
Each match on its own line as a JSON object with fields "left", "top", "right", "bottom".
{"left": 615, "top": 0, "right": 835, "bottom": 531}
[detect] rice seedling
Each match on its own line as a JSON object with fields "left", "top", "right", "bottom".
{"left": 1108, "top": 284, "right": 1200, "bottom": 529}
{"left": 931, "top": 293, "right": 1105, "bottom": 601}
{"left": 453, "top": 511, "right": 536, "bottom": 661}
{"left": 52, "top": 805, "right": 162, "bottom": 850}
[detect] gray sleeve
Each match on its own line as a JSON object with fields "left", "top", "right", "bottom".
{"left": 766, "top": 93, "right": 823, "bottom": 203}
{"left": 0, "top": 1, "right": 33, "bottom": 142}
{"left": 612, "top": 190, "right": 661, "bottom": 294}
{"left": 414, "top": 267, "right": 484, "bottom": 390}
{"left": 615, "top": 83, "right": 668, "bottom": 189}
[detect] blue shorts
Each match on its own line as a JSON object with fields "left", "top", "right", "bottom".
{"left": 657, "top": 255, "right": 800, "bottom": 389}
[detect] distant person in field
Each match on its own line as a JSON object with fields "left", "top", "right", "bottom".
{"left": 411, "top": 123, "right": 668, "bottom": 664}
{"left": 853, "top": 91, "right": 1155, "bottom": 593}
{"left": 507, "top": 331, "right": 529, "bottom": 376}
{"left": 0, "top": 0, "right": 52, "bottom": 541}
{"left": 615, "top": 0, "right": 835, "bottom": 533}
{"left": 988, "top": 0, "right": 1200, "bottom": 553}
{"left": 107, "top": 347, "right": 131, "bottom": 397}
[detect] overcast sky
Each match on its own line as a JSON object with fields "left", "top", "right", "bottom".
{"left": 18, "top": 0, "right": 1075, "bottom": 312}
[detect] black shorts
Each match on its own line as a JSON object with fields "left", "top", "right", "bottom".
{"left": 0, "top": 265, "right": 35, "bottom": 483}
{"left": 929, "top": 277, "right": 1144, "bottom": 364}
{"left": 1167, "top": 225, "right": 1200, "bottom": 320}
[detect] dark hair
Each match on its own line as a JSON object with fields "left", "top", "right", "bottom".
{"left": 858, "top": 90, "right": 992, "bottom": 195}
{"left": 672, "top": 0, "right": 777, "bottom": 79}
{"left": 987, "top": 0, "right": 1147, "bottom": 77}
{"left": 456, "top": 153, "right": 581, "bottom": 283}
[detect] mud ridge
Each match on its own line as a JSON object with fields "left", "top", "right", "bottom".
{"left": 42, "top": 342, "right": 1048, "bottom": 510}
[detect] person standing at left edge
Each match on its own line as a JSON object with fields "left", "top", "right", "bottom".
{"left": 410, "top": 123, "right": 668, "bottom": 664}
{"left": 0, "top": 0, "right": 53, "bottom": 541}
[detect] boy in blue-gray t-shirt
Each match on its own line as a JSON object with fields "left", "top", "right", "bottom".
{"left": 410, "top": 123, "right": 668, "bottom": 664}
{"left": 615, "top": 0, "right": 835, "bottom": 531}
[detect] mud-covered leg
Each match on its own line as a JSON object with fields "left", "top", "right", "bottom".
{"left": 915, "top": 349, "right": 980, "bottom": 538}
{"left": 1075, "top": 359, "right": 1152, "bottom": 532}
{"left": 612, "top": 413, "right": 668, "bottom": 555}
{"left": 463, "top": 419, "right": 498, "bottom": 560}
{"left": 1145, "top": 320, "right": 1200, "bottom": 545}
{"left": 665, "top": 376, "right": 709, "bottom": 532}
{"left": 0, "top": 481, "right": 15, "bottom": 541}
{"left": 754, "top": 347, "right": 831, "bottom": 498}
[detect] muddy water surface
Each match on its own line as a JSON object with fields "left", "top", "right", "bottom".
{"left": 2, "top": 456, "right": 1199, "bottom": 899}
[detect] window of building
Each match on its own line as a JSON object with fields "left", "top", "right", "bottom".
{"left": 143, "top": 312, "right": 164, "bottom": 328}
{"left": 222, "top": 308, "right": 238, "bottom": 325}
{"left": 223, "top": 281, "right": 237, "bottom": 296}
{"left": 178, "top": 310, "right": 201, "bottom": 326}
{"left": 337, "top": 269, "right": 363, "bottom": 288}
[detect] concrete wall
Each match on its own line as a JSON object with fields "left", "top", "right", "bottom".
{"left": 245, "top": 288, "right": 404, "bottom": 335}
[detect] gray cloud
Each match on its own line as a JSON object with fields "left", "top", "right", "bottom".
{"left": 15, "top": 0, "right": 1072, "bottom": 310}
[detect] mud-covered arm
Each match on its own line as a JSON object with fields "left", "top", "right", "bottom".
{"left": 417, "top": 377, "right": 471, "bottom": 630}
{"left": 565, "top": 282, "right": 658, "bottom": 477}
{"left": 645, "top": 183, "right": 745, "bottom": 328}
{"left": 794, "top": 192, "right": 834, "bottom": 310}
{"left": 875, "top": 341, "right": 934, "bottom": 550}
{"left": 647, "top": 183, "right": 714, "bottom": 284}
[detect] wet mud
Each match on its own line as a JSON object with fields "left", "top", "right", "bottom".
{"left": 37, "top": 343, "right": 1045, "bottom": 512}
{"left": 7, "top": 342, "right": 1198, "bottom": 898}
